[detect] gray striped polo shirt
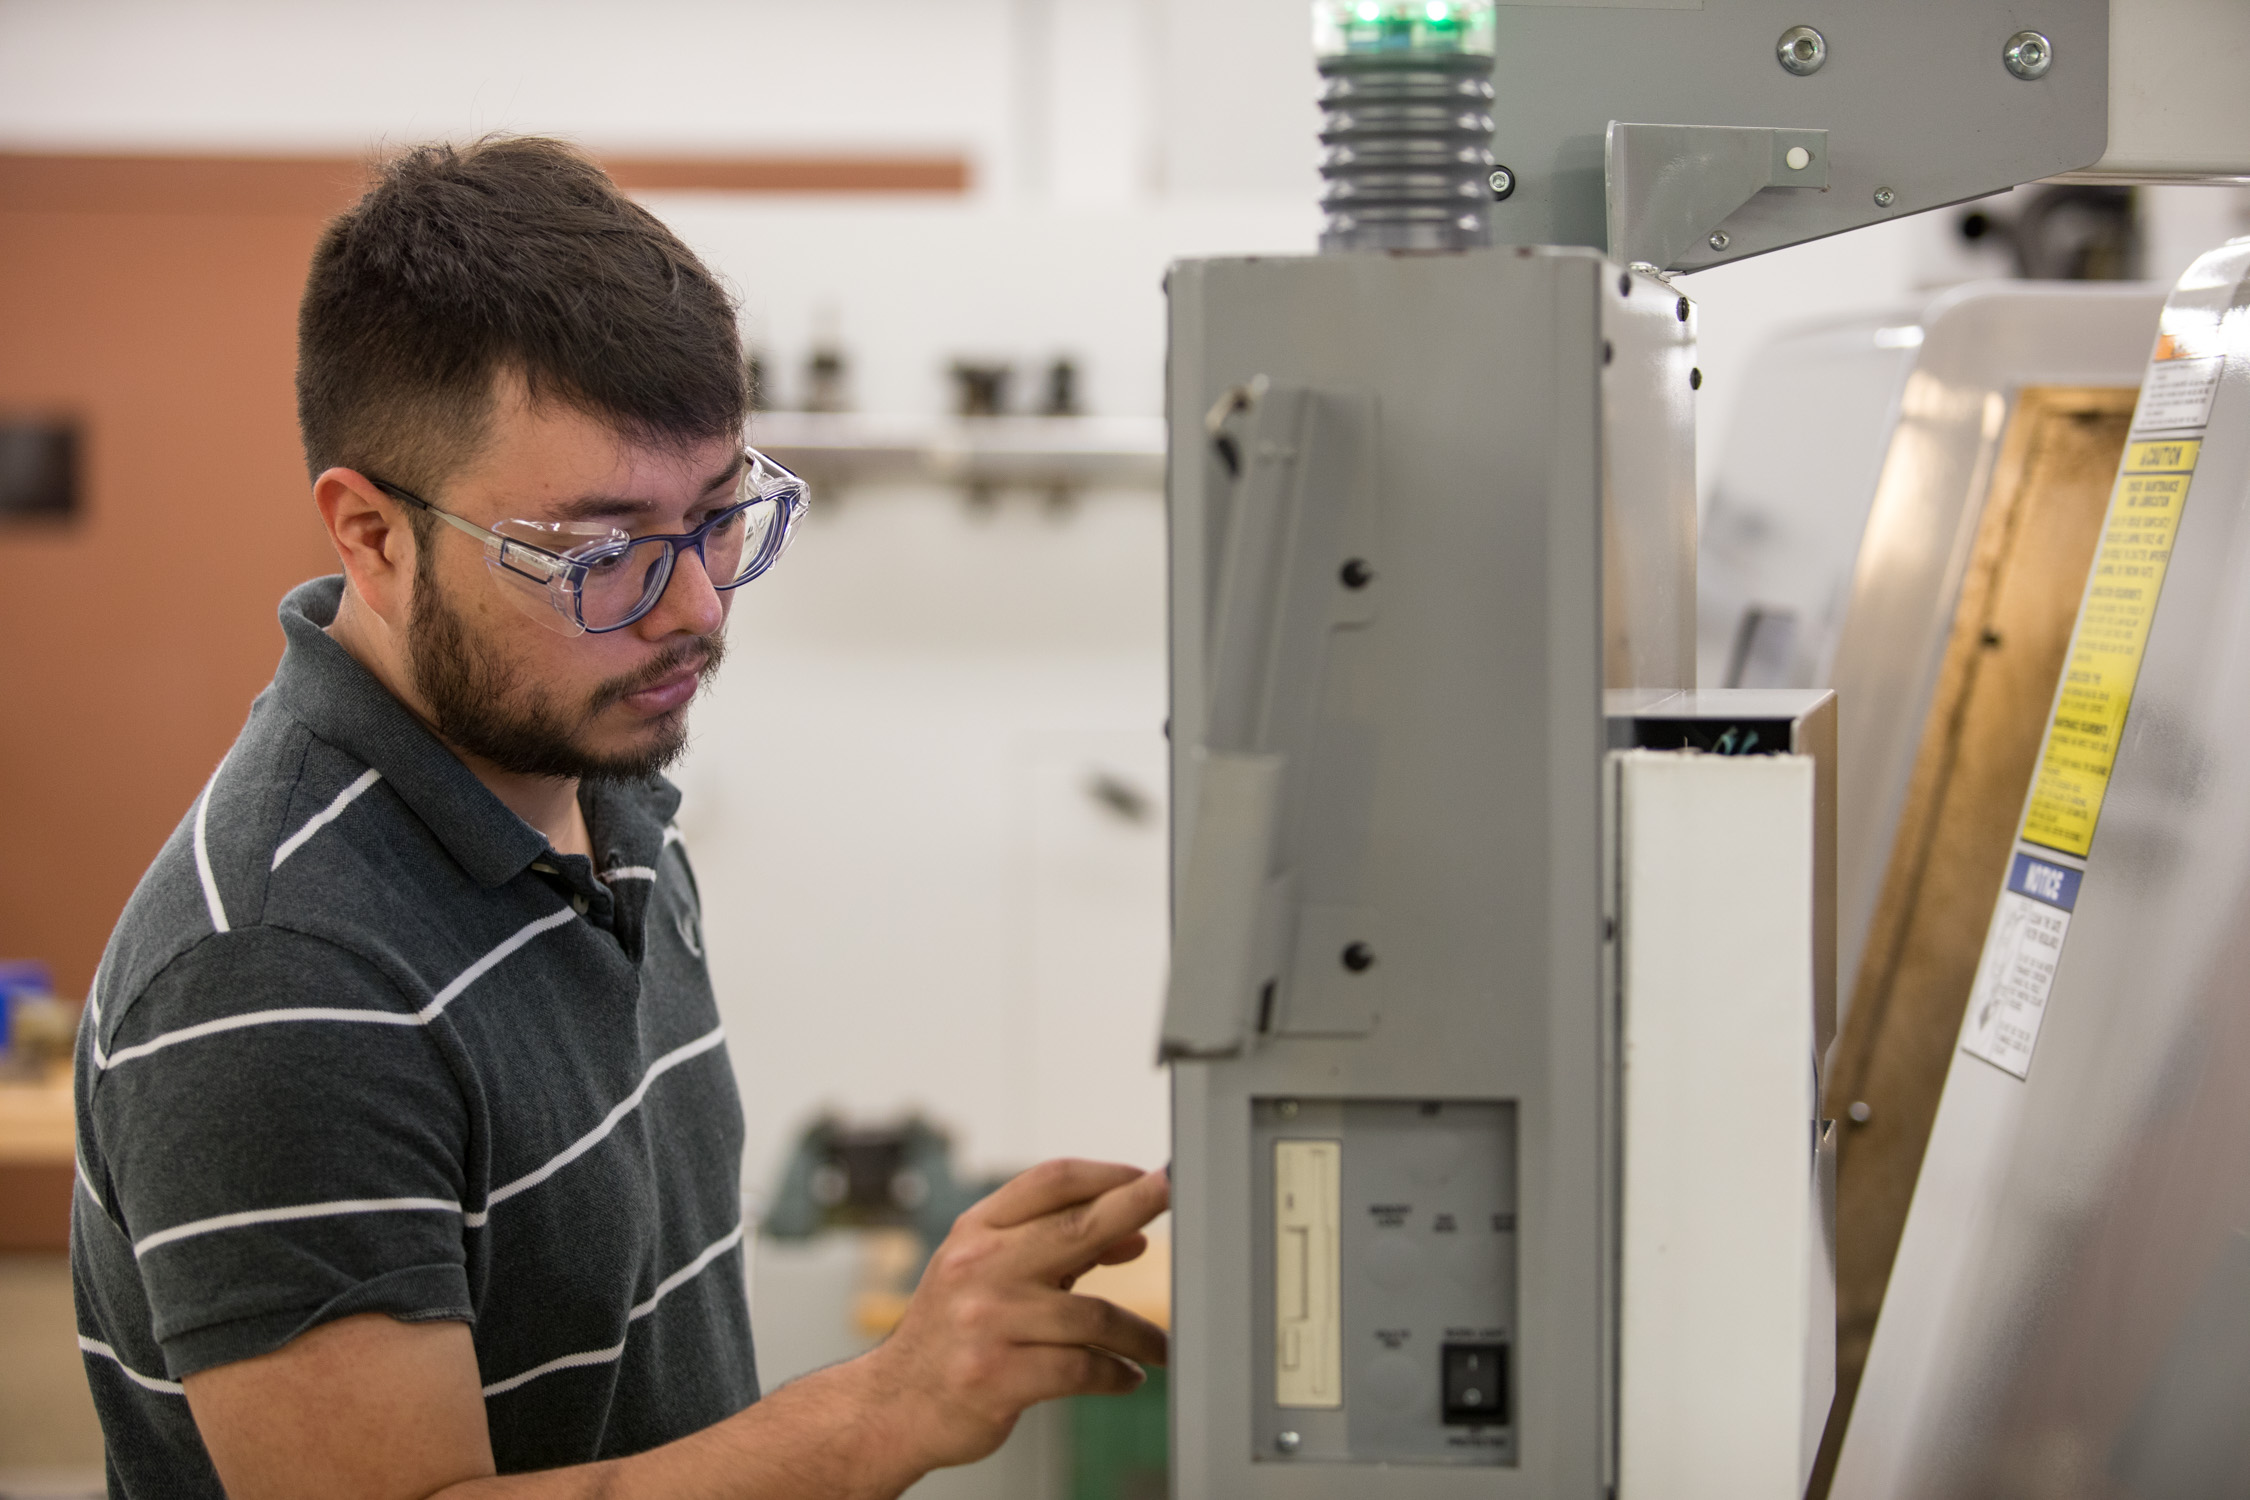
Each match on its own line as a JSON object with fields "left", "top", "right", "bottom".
{"left": 71, "top": 576, "right": 758, "bottom": 1495}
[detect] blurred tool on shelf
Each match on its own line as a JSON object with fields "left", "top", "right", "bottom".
{"left": 949, "top": 361, "right": 1013, "bottom": 419}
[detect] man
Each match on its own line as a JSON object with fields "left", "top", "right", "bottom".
{"left": 72, "top": 137, "right": 1168, "bottom": 1498}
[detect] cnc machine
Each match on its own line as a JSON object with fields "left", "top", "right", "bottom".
{"left": 1158, "top": 4, "right": 2250, "bottom": 1496}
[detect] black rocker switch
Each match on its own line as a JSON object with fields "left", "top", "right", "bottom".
{"left": 1441, "top": 1342, "right": 1510, "bottom": 1425}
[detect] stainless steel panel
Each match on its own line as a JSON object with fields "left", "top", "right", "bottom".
{"left": 1833, "top": 240, "right": 2250, "bottom": 1499}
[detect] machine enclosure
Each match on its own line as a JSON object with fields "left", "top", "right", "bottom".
{"left": 1164, "top": 247, "right": 1766, "bottom": 1497}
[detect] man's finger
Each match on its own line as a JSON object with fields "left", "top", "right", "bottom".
{"left": 1003, "top": 1343, "right": 1147, "bottom": 1408}
{"left": 966, "top": 1159, "right": 1150, "bottom": 1231}
{"left": 1090, "top": 1232, "right": 1149, "bottom": 1268}
{"left": 1004, "top": 1167, "right": 1169, "bottom": 1281}
{"left": 1012, "top": 1291, "right": 1170, "bottom": 1369}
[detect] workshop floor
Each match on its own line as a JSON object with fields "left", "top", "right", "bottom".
{"left": 0, "top": 1254, "right": 103, "bottom": 1498}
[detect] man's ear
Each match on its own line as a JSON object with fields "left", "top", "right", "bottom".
{"left": 314, "top": 468, "right": 418, "bottom": 627}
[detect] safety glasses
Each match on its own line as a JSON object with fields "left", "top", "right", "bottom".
{"left": 368, "top": 446, "right": 810, "bottom": 637}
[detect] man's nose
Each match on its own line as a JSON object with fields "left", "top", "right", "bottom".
{"left": 640, "top": 544, "right": 726, "bottom": 640}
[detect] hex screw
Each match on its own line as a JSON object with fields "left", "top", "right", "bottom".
{"left": 1874, "top": 186, "right": 1896, "bottom": 208}
{"left": 1675, "top": 296, "right": 1690, "bottom": 323}
{"left": 1277, "top": 1431, "right": 1303, "bottom": 1455}
{"left": 2004, "top": 30, "right": 2053, "bottom": 80}
{"left": 1708, "top": 230, "right": 1730, "bottom": 251}
{"left": 1278, "top": 1099, "right": 1299, "bottom": 1119}
{"left": 1690, "top": 367, "right": 1703, "bottom": 390}
{"left": 1341, "top": 942, "right": 1375, "bottom": 973}
{"left": 1618, "top": 271, "right": 1632, "bottom": 298}
{"left": 1776, "top": 25, "right": 1826, "bottom": 75}
{"left": 1339, "top": 557, "right": 1374, "bottom": 590}
{"left": 1488, "top": 166, "right": 1515, "bottom": 200}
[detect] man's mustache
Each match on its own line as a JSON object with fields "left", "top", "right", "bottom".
{"left": 588, "top": 634, "right": 726, "bottom": 713}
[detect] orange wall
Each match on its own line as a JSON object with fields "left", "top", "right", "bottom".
{"left": 0, "top": 153, "right": 965, "bottom": 998}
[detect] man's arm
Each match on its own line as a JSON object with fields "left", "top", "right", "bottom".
{"left": 184, "top": 1161, "right": 1170, "bottom": 1500}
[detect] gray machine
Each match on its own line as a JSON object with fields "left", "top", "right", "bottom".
{"left": 1157, "top": 0, "right": 2250, "bottom": 1495}
{"left": 1161, "top": 246, "right": 1694, "bottom": 1494}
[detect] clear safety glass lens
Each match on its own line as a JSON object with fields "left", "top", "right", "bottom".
{"left": 482, "top": 517, "right": 628, "bottom": 637}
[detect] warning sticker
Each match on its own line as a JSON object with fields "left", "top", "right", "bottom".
{"left": 2019, "top": 439, "right": 2200, "bottom": 857}
{"left": 1960, "top": 287, "right": 2230, "bottom": 1083}
{"left": 1960, "top": 855, "right": 2081, "bottom": 1078}
{"left": 2135, "top": 356, "right": 2223, "bottom": 433}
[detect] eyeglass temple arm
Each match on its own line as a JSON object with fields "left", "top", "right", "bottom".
{"left": 371, "top": 476, "right": 570, "bottom": 575}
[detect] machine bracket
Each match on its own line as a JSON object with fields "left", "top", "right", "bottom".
{"left": 1605, "top": 122, "right": 1830, "bottom": 273}
{"left": 1160, "top": 381, "right": 1379, "bottom": 1059}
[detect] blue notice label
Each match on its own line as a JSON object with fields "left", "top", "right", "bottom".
{"left": 2009, "top": 853, "right": 2082, "bottom": 911}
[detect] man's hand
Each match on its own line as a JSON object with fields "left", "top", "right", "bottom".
{"left": 180, "top": 1158, "right": 1169, "bottom": 1500}
{"left": 858, "top": 1160, "right": 1171, "bottom": 1473}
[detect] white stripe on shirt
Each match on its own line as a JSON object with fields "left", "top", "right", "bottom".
{"left": 133, "top": 1196, "right": 464, "bottom": 1259}
{"left": 94, "top": 908, "right": 577, "bottom": 1071}
{"left": 467, "top": 1027, "right": 726, "bottom": 1226}
{"left": 192, "top": 773, "right": 229, "bottom": 934}
{"left": 76, "top": 1155, "right": 127, "bottom": 1237}
{"left": 599, "top": 865, "right": 658, "bottom": 883}
{"left": 79, "top": 1336, "right": 186, "bottom": 1395}
{"left": 481, "top": 1224, "right": 744, "bottom": 1398}
{"left": 272, "top": 768, "right": 382, "bottom": 870}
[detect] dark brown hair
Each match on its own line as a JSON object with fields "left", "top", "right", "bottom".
{"left": 296, "top": 137, "right": 744, "bottom": 510}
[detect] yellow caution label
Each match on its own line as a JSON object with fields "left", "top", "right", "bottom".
{"left": 2020, "top": 439, "right": 2201, "bottom": 856}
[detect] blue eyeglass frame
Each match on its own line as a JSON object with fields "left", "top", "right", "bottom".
{"left": 365, "top": 445, "right": 810, "bottom": 636}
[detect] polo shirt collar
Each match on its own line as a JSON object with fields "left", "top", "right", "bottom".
{"left": 271, "top": 576, "right": 549, "bottom": 888}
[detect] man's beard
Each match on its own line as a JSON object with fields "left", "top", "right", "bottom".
{"left": 405, "top": 553, "right": 725, "bottom": 783}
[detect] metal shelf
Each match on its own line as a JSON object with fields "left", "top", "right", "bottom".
{"left": 746, "top": 412, "right": 1165, "bottom": 491}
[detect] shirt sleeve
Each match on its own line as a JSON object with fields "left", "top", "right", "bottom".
{"left": 88, "top": 926, "right": 475, "bottom": 1379}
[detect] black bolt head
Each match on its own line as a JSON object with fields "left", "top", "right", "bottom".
{"left": 1342, "top": 942, "right": 1375, "bottom": 973}
{"left": 1689, "top": 366, "right": 1703, "bottom": 390}
{"left": 1339, "top": 558, "right": 1373, "bottom": 590}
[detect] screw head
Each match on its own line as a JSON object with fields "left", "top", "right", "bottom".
{"left": 1707, "top": 230, "right": 1730, "bottom": 252}
{"left": 1339, "top": 557, "right": 1373, "bottom": 589}
{"left": 1689, "top": 367, "right": 1702, "bottom": 391}
{"left": 1277, "top": 1431, "right": 1303, "bottom": 1455}
{"left": 1487, "top": 166, "right": 1515, "bottom": 200}
{"left": 2004, "top": 30, "right": 2053, "bottom": 80}
{"left": 1278, "top": 1099, "right": 1299, "bottom": 1119}
{"left": 1874, "top": 186, "right": 1896, "bottom": 208}
{"left": 1341, "top": 942, "right": 1375, "bottom": 973}
{"left": 1776, "top": 25, "right": 1826, "bottom": 76}
{"left": 1848, "top": 1100, "right": 1874, "bottom": 1124}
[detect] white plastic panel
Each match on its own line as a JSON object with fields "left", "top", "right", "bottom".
{"left": 1615, "top": 748, "right": 1826, "bottom": 1500}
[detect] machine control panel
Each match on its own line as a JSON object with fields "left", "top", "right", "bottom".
{"left": 1251, "top": 1098, "right": 1519, "bottom": 1466}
